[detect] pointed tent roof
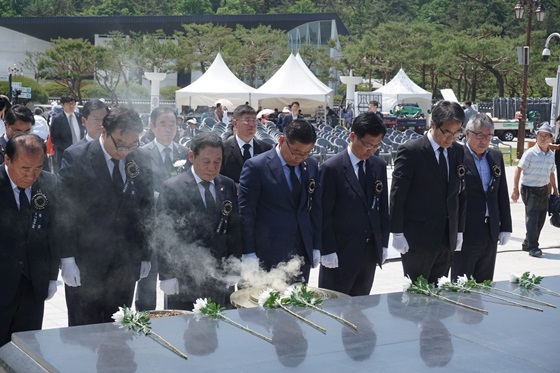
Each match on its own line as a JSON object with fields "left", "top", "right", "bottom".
{"left": 175, "top": 52, "right": 257, "bottom": 109}
{"left": 255, "top": 54, "right": 333, "bottom": 112}
{"left": 373, "top": 68, "right": 432, "bottom": 114}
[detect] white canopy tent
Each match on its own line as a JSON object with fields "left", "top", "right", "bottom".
{"left": 175, "top": 52, "right": 257, "bottom": 110}
{"left": 255, "top": 54, "right": 333, "bottom": 113}
{"left": 373, "top": 68, "right": 432, "bottom": 116}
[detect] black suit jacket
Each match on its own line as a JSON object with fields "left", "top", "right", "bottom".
{"left": 138, "top": 141, "right": 189, "bottom": 193}
{"left": 320, "top": 150, "right": 389, "bottom": 267}
{"left": 50, "top": 112, "right": 84, "bottom": 167}
{"left": 0, "top": 168, "right": 58, "bottom": 305}
{"left": 157, "top": 170, "right": 241, "bottom": 284}
{"left": 390, "top": 135, "right": 466, "bottom": 251}
{"left": 463, "top": 147, "right": 512, "bottom": 245}
{"left": 221, "top": 136, "right": 273, "bottom": 184}
{"left": 238, "top": 148, "right": 322, "bottom": 269}
{"left": 57, "top": 139, "right": 154, "bottom": 280}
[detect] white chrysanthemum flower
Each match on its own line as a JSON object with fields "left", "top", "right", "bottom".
{"left": 258, "top": 288, "right": 273, "bottom": 308}
{"left": 509, "top": 273, "right": 521, "bottom": 283}
{"left": 173, "top": 159, "right": 187, "bottom": 168}
{"left": 457, "top": 275, "right": 469, "bottom": 286}
{"left": 437, "top": 276, "right": 451, "bottom": 288}
{"left": 111, "top": 307, "right": 125, "bottom": 324}
{"left": 403, "top": 276, "right": 412, "bottom": 291}
{"left": 193, "top": 298, "right": 208, "bottom": 314}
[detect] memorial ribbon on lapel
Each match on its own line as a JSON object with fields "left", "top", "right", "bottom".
{"left": 306, "top": 178, "right": 316, "bottom": 213}
{"left": 31, "top": 190, "right": 48, "bottom": 230}
{"left": 123, "top": 159, "right": 139, "bottom": 194}
{"left": 372, "top": 180, "right": 383, "bottom": 211}
{"left": 488, "top": 165, "right": 501, "bottom": 193}
{"left": 456, "top": 164, "right": 466, "bottom": 194}
{"left": 216, "top": 199, "right": 233, "bottom": 234}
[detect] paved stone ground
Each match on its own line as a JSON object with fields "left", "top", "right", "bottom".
{"left": 43, "top": 165, "right": 560, "bottom": 329}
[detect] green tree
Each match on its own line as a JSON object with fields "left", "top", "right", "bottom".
{"left": 39, "top": 38, "right": 97, "bottom": 103}
{"left": 0, "top": 76, "right": 48, "bottom": 104}
{"left": 216, "top": 0, "right": 256, "bottom": 14}
{"left": 20, "top": 51, "right": 45, "bottom": 81}
{"left": 175, "top": 0, "right": 213, "bottom": 14}
{"left": 286, "top": 0, "right": 318, "bottom": 13}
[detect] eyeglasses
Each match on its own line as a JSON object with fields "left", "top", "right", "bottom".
{"left": 109, "top": 134, "right": 140, "bottom": 153}
{"left": 238, "top": 118, "right": 257, "bottom": 125}
{"left": 438, "top": 127, "right": 462, "bottom": 139}
{"left": 359, "top": 137, "right": 381, "bottom": 151}
{"left": 285, "top": 141, "right": 311, "bottom": 158}
{"left": 470, "top": 131, "right": 493, "bottom": 141}
{"left": 537, "top": 132, "right": 552, "bottom": 139}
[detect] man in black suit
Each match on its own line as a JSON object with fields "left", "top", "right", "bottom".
{"left": 239, "top": 120, "right": 321, "bottom": 282}
{"left": 50, "top": 93, "right": 85, "bottom": 171}
{"left": 319, "top": 112, "right": 390, "bottom": 296}
{"left": 451, "top": 114, "right": 512, "bottom": 282}
{"left": 221, "top": 104, "right": 273, "bottom": 184}
{"left": 280, "top": 101, "right": 304, "bottom": 130}
{"left": 157, "top": 132, "right": 241, "bottom": 310}
{"left": 390, "top": 101, "right": 467, "bottom": 283}
{"left": 0, "top": 134, "right": 58, "bottom": 346}
{"left": 134, "top": 106, "right": 188, "bottom": 311}
{"left": 0, "top": 105, "right": 34, "bottom": 158}
{"left": 58, "top": 107, "right": 154, "bottom": 326}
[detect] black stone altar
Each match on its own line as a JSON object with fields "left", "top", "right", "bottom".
{"left": 1, "top": 277, "right": 559, "bottom": 372}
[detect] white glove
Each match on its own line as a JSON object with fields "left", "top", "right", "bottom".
{"left": 61, "top": 257, "right": 81, "bottom": 287}
{"left": 382, "top": 247, "right": 388, "bottom": 264}
{"left": 498, "top": 232, "right": 511, "bottom": 246}
{"left": 139, "top": 261, "right": 151, "bottom": 279}
{"left": 46, "top": 280, "right": 57, "bottom": 300}
{"left": 312, "top": 250, "right": 320, "bottom": 268}
{"left": 392, "top": 233, "right": 409, "bottom": 254}
{"left": 321, "top": 253, "right": 339, "bottom": 269}
{"left": 455, "top": 232, "right": 463, "bottom": 252}
{"left": 160, "top": 278, "right": 179, "bottom": 295}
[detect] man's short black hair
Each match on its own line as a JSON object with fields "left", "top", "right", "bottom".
{"left": 60, "top": 93, "right": 77, "bottom": 104}
{"left": 0, "top": 95, "right": 11, "bottom": 113}
{"left": 190, "top": 131, "right": 224, "bottom": 157}
{"left": 431, "top": 101, "right": 465, "bottom": 128}
{"left": 82, "top": 99, "right": 108, "bottom": 119}
{"left": 6, "top": 133, "right": 45, "bottom": 160}
{"left": 150, "top": 106, "right": 176, "bottom": 127}
{"left": 233, "top": 104, "right": 256, "bottom": 120}
{"left": 351, "top": 112, "right": 386, "bottom": 138}
{"left": 102, "top": 106, "right": 143, "bottom": 136}
{"left": 284, "top": 119, "right": 316, "bottom": 145}
{"left": 369, "top": 100, "right": 379, "bottom": 106}
{"left": 4, "top": 104, "right": 35, "bottom": 126}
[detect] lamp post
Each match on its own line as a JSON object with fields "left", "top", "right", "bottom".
{"left": 514, "top": 0, "right": 546, "bottom": 159}
{"left": 7, "top": 64, "right": 23, "bottom": 103}
{"left": 542, "top": 33, "right": 560, "bottom": 139}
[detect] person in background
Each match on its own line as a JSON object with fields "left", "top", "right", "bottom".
{"left": 451, "top": 114, "right": 512, "bottom": 281}
{"left": 463, "top": 101, "right": 478, "bottom": 127}
{"left": 0, "top": 95, "right": 12, "bottom": 138}
{"left": 368, "top": 100, "right": 384, "bottom": 120}
{"left": 0, "top": 105, "right": 34, "bottom": 159}
{"left": 50, "top": 93, "right": 84, "bottom": 171}
{"left": 511, "top": 122, "right": 558, "bottom": 258}
{"left": 281, "top": 101, "right": 304, "bottom": 129}
{"left": 78, "top": 99, "right": 108, "bottom": 144}
{"left": 214, "top": 103, "right": 224, "bottom": 123}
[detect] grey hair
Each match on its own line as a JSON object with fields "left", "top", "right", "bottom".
{"left": 466, "top": 113, "right": 494, "bottom": 132}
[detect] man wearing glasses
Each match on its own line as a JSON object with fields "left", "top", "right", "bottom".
{"left": 390, "top": 100, "right": 467, "bottom": 283}
{"left": 318, "top": 112, "right": 390, "bottom": 296}
{"left": 451, "top": 114, "right": 511, "bottom": 281}
{"left": 57, "top": 107, "right": 154, "bottom": 326}
{"left": 511, "top": 123, "right": 558, "bottom": 257}
{"left": 0, "top": 105, "right": 34, "bottom": 158}
{"left": 221, "top": 104, "right": 272, "bottom": 184}
{"left": 239, "top": 120, "right": 321, "bottom": 282}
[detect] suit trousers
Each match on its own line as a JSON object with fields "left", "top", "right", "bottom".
{"left": 65, "top": 266, "right": 136, "bottom": 326}
{"left": 0, "top": 276, "right": 44, "bottom": 346}
{"left": 451, "top": 220, "right": 497, "bottom": 282}
{"left": 135, "top": 252, "right": 158, "bottom": 311}
{"left": 521, "top": 185, "right": 548, "bottom": 250}
{"left": 402, "top": 223, "right": 452, "bottom": 284}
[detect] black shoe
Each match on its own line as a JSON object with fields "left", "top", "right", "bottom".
{"left": 522, "top": 243, "right": 531, "bottom": 252}
{"left": 529, "top": 248, "right": 542, "bottom": 257}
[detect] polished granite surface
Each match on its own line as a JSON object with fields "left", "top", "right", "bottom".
{"left": 2, "top": 277, "right": 560, "bottom": 372}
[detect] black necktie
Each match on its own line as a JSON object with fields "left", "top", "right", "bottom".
{"left": 164, "top": 147, "right": 174, "bottom": 174}
{"left": 287, "top": 165, "right": 301, "bottom": 206}
{"left": 111, "top": 158, "right": 124, "bottom": 192}
{"left": 201, "top": 181, "right": 216, "bottom": 211}
{"left": 358, "top": 160, "right": 367, "bottom": 195}
{"left": 19, "top": 187, "right": 31, "bottom": 225}
{"left": 438, "top": 147, "right": 448, "bottom": 188}
{"left": 242, "top": 143, "right": 251, "bottom": 162}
